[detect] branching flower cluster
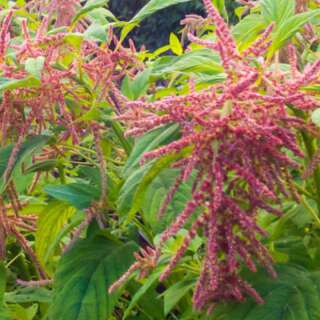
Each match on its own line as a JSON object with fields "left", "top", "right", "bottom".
{"left": 110, "top": 0, "right": 320, "bottom": 312}
{"left": 0, "top": 10, "right": 137, "bottom": 278}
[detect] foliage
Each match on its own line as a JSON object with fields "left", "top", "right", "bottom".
{"left": 0, "top": 0, "right": 320, "bottom": 319}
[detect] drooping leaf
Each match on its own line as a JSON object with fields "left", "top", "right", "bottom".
{"left": 49, "top": 235, "right": 138, "bottom": 320}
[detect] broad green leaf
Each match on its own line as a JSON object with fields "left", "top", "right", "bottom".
{"left": 49, "top": 236, "right": 138, "bottom": 320}
{"left": 88, "top": 8, "right": 117, "bottom": 24}
{"left": 8, "top": 304, "right": 38, "bottom": 320}
{"left": 123, "top": 124, "right": 180, "bottom": 176}
{"left": 312, "top": 108, "right": 320, "bottom": 127}
{"left": 121, "top": 69, "right": 151, "bottom": 100}
{"left": 130, "top": 0, "right": 192, "bottom": 24}
{"left": 271, "top": 10, "right": 320, "bottom": 53}
{"left": 25, "top": 56, "right": 45, "bottom": 80}
{"left": 232, "top": 15, "right": 266, "bottom": 51}
{"left": 44, "top": 183, "right": 100, "bottom": 210}
{"left": 63, "top": 33, "right": 84, "bottom": 49}
{"left": 151, "top": 49, "right": 223, "bottom": 76}
{"left": 35, "top": 202, "right": 75, "bottom": 267}
{"left": 163, "top": 279, "right": 195, "bottom": 316}
{"left": 125, "top": 152, "right": 187, "bottom": 224}
{"left": 214, "top": 264, "right": 320, "bottom": 320}
{"left": 84, "top": 23, "right": 107, "bottom": 42}
{"left": 169, "top": 33, "right": 183, "bottom": 56}
{"left": 123, "top": 271, "right": 162, "bottom": 319}
{"left": 142, "top": 169, "right": 195, "bottom": 233}
{"left": 261, "top": 0, "right": 295, "bottom": 24}
{"left": 0, "top": 135, "right": 50, "bottom": 193}
{"left": 71, "top": 0, "right": 106, "bottom": 26}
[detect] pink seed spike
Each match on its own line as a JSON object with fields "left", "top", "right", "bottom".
{"left": 243, "top": 23, "right": 274, "bottom": 57}
{"left": 288, "top": 43, "right": 298, "bottom": 77}
{"left": 0, "top": 11, "right": 13, "bottom": 58}
{"left": 202, "top": 0, "right": 237, "bottom": 58}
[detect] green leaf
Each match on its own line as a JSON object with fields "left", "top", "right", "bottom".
{"left": 71, "top": 0, "right": 106, "bottom": 25}
{"left": 88, "top": 8, "right": 117, "bottom": 24}
{"left": 123, "top": 271, "right": 162, "bottom": 319}
{"left": 0, "top": 262, "right": 9, "bottom": 320}
{"left": 63, "top": 33, "right": 84, "bottom": 49}
{"left": 25, "top": 56, "right": 45, "bottom": 80}
{"left": 44, "top": 183, "right": 100, "bottom": 210}
{"left": 125, "top": 152, "right": 186, "bottom": 224}
{"left": 261, "top": 0, "right": 295, "bottom": 24}
{"left": 8, "top": 304, "right": 38, "bottom": 320}
{"left": 123, "top": 124, "right": 180, "bottom": 176}
{"left": 84, "top": 23, "right": 107, "bottom": 42}
{"left": 151, "top": 49, "right": 223, "bottom": 76}
{"left": 49, "top": 236, "right": 138, "bottom": 320}
{"left": 141, "top": 169, "right": 195, "bottom": 233}
{"left": 121, "top": 69, "right": 151, "bottom": 100}
{"left": 163, "top": 279, "right": 195, "bottom": 316}
{"left": 312, "top": 108, "right": 320, "bottom": 127}
{"left": 130, "top": 0, "right": 192, "bottom": 23}
{"left": 35, "top": 202, "right": 75, "bottom": 267}
{"left": 24, "top": 159, "right": 61, "bottom": 174}
{"left": 214, "top": 264, "right": 320, "bottom": 320}
{"left": 169, "top": 33, "right": 183, "bottom": 56}
{"left": 232, "top": 15, "right": 266, "bottom": 51}
{"left": 271, "top": 10, "right": 320, "bottom": 52}
{"left": 212, "top": 0, "right": 228, "bottom": 20}
{"left": 0, "top": 135, "right": 50, "bottom": 193}
{"left": 5, "top": 287, "right": 51, "bottom": 304}
{"left": 0, "top": 76, "right": 40, "bottom": 91}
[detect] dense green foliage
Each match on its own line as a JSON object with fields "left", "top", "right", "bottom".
{"left": 0, "top": 0, "right": 320, "bottom": 319}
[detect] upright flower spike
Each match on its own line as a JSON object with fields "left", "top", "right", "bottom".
{"left": 110, "top": 0, "right": 320, "bottom": 313}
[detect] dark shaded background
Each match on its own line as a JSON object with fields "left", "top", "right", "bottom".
{"left": 109, "top": 0, "right": 239, "bottom": 50}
